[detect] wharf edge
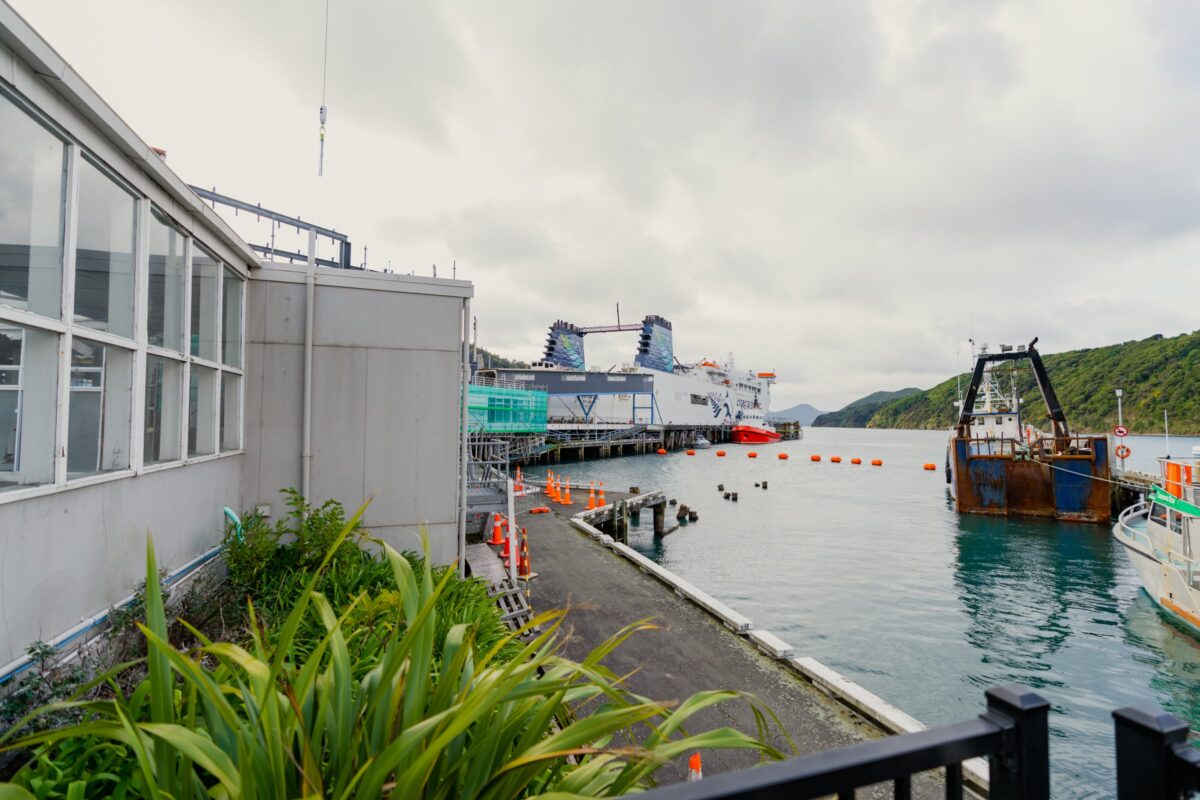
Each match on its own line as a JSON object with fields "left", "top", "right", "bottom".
{"left": 512, "top": 486, "right": 988, "bottom": 795}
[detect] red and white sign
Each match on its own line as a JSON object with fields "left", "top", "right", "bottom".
{"left": 1114, "top": 425, "right": 1129, "bottom": 438}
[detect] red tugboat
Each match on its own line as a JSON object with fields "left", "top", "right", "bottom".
{"left": 731, "top": 372, "right": 781, "bottom": 443}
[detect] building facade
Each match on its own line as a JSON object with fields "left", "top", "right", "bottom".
{"left": 0, "top": 2, "right": 471, "bottom": 669}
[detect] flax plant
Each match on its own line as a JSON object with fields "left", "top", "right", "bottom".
{"left": 0, "top": 508, "right": 782, "bottom": 798}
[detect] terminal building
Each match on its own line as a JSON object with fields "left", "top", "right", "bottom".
{"left": 0, "top": 2, "right": 472, "bottom": 672}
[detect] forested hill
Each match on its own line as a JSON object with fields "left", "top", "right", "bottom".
{"left": 827, "top": 332, "right": 1200, "bottom": 435}
{"left": 811, "top": 388, "right": 921, "bottom": 427}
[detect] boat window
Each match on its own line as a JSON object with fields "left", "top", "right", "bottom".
{"left": 1150, "top": 503, "right": 1168, "bottom": 524}
{"left": 1170, "top": 510, "right": 1184, "bottom": 535}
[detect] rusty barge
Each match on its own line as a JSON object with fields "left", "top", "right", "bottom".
{"left": 946, "top": 338, "right": 1111, "bottom": 524}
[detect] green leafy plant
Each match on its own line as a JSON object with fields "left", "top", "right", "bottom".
{"left": 1, "top": 509, "right": 782, "bottom": 798}
{"left": 220, "top": 511, "right": 279, "bottom": 592}
{"left": 0, "top": 644, "right": 85, "bottom": 741}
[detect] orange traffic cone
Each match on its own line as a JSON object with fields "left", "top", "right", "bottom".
{"left": 561, "top": 479, "right": 572, "bottom": 505}
{"left": 518, "top": 540, "right": 532, "bottom": 579}
{"left": 688, "top": 753, "right": 702, "bottom": 782}
{"left": 587, "top": 481, "right": 597, "bottom": 510}
{"left": 598, "top": 482, "right": 606, "bottom": 507}
{"left": 500, "top": 530, "right": 513, "bottom": 560}
{"left": 514, "top": 466, "right": 523, "bottom": 492}
{"left": 489, "top": 514, "right": 505, "bottom": 545}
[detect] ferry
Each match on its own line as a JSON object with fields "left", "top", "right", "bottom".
{"left": 503, "top": 315, "right": 778, "bottom": 439}
{"left": 1113, "top": 458, "right": 1200, "bottom": 635}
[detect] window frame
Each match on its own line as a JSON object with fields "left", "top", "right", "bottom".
{"left": 0, "top": 84, "right": 247, "bottom": 506}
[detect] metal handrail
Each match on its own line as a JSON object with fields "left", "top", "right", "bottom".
{"left": 640, "top": 686, "right": 1048, "bottom": 800}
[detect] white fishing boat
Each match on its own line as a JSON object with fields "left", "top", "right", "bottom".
{"left": 693, "top": 434, "right": 712, "bottom": 449}
{"left": 1113, "top": 457, "right": 1200, "bottom": 635}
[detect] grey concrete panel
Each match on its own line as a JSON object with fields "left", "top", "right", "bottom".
{"left": 262, "top": 281, "right": 306, "bottom": 345}
{"left": 362, "top": 348, "right": 460, "bottom": 532}
{"left": 309, "top": 345, "right": 368, "bottom": 515}
{"left": 368, "top": 522, "right": 459, "bottom": 565}
{"left": 242, "top": 342, "right": 304, "bottom": 511}
{"left": 315, "top": 287, "right": 461, "bottom": 352}
{"left": 0, "top": 457, "right": 242, "bottom": 664}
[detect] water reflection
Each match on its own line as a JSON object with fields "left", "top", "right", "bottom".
{"left": 1121, "top": 591, "right": 1200, "bottom": 723}
{"left": 953, "top": 513, "right": 1120, "bottom": 692}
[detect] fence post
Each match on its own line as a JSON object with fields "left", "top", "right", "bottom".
{"left": 986, "top": 685, "right": 1050, "bottom": 800}
{"left": 1112, "top": 706, "right": 1190, "bottom": 799}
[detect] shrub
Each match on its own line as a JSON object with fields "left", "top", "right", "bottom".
{"left": 0, "top": 512, "right": 781, "bottom": 798}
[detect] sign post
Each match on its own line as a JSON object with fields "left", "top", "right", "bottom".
{"left": 1115, "top": 389, "right": 1126, "bottom": 471}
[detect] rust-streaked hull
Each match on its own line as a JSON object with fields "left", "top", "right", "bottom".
{"left": 949, "top": 436, "right": 1111, "bottom": 524}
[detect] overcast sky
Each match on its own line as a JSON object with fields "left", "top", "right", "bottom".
{"left": 16, "top": 0, "right": 1200, "bottom": 410}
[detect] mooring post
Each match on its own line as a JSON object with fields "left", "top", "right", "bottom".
{"left": 653, "top": 501, "right": 665, "bottom": 536}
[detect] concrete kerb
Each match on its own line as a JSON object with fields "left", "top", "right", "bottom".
{"left": 565, "top": 505, "right": 986, "bottom": 789}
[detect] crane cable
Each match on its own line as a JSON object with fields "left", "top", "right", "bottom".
{"left": 318, "top": 0, "right": 330, "bottom": 176}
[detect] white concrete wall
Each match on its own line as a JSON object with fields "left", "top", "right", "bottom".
{"left": 243, "top": 264, "right": 470, "bottom": 564}
{"left": 0, "top": 456, "right": 242, "bottom": 664}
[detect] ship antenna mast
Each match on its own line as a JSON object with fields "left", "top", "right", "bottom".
{"left": 318, "top": 0, "right": 331, "bottom": 176}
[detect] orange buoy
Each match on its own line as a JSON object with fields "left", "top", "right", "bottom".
{"left": 851, "top": 458, "right": 861, "bottom": 465}
{"left": 657, "top": 448, "right": 668, "bottom": 455}
{"left": 778, "top": 453, "right": 789, "bottom": 460}
{"left": 871, "top": 459, "right": 883, "bottom": 466}
{"left": 748, "top": 451, "right": 758, "bottom": 458}
{"left": 923, "top": 463, "right": 936, "bottom": 471}
{"left": 831, "top": 456, "right": 842, "bottom": 463}
{"left": 811, "top": 455, "right": 821, "bottom": 462}
{"left": 716, "top": 450, "right": 726, "bottom": 457}
{"left": 687, "top": 449, "right": 696, "bottom": 456}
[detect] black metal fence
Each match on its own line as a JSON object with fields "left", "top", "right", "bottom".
{"left": 637, "top": 684, "right": 1200, "bottom": 799}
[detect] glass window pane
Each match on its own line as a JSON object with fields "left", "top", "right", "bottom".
{"left": 188, "top": 365, "right": 216, "bottom": 457}
{"left": 74, "top": 158, "right": 136, "bottom": 338}
{"left": 0, "top": 94, "right": 66, "bottom": 319}
{"left": 190, "top": 244, "right": 219, "bottom": 360}
{"left": 147, "top": 208, "right": 185, "bottom": 352}
{"left": 220, "top": 372, "right": 240, "bottom": 451}
{"left": 67, "top": 338, "right": 132, "bottom": 477}
{"left": 0, "top": 323, "right": 59, "bottom": 492}
{"left": 144, "top": 355, "right": 182, "bottom": 464}
{"left": 221, "top": 268, "right": 242, "bottom": 367}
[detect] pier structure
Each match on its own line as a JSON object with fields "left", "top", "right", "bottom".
{"left": 767, "top": 418, "right": 805, "bottom": 440}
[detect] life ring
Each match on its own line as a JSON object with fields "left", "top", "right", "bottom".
{"left": 1115, "top": 445, "right": 1131, "bottom": 459}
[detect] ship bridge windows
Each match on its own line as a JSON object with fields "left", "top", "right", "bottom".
{"left": 690, "top": 394, "right": 707, "bottom": 405}
{"left": 0, "top": 85, "right": 247, "bottom": 503}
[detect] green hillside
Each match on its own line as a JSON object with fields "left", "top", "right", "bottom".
{"left": 475, "top": 347, "right": 529, "bottom": 369}
{"left": 811, "top": 388, "right": 921, "bottom": 427}
{"left": 861, "top": 332, "right": 1200, "bottom": 434}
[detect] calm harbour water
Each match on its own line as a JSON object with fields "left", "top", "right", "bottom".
{"left": 557, "top": 427, "right": 1200, "bottom": 799}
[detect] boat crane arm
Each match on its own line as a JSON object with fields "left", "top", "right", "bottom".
{"left": 954, "top": 337, "right": 1071, "bottom": 444}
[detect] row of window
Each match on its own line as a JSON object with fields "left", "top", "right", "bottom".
{"left": 0, "top": 86, "right": 245, "bottom": 496}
